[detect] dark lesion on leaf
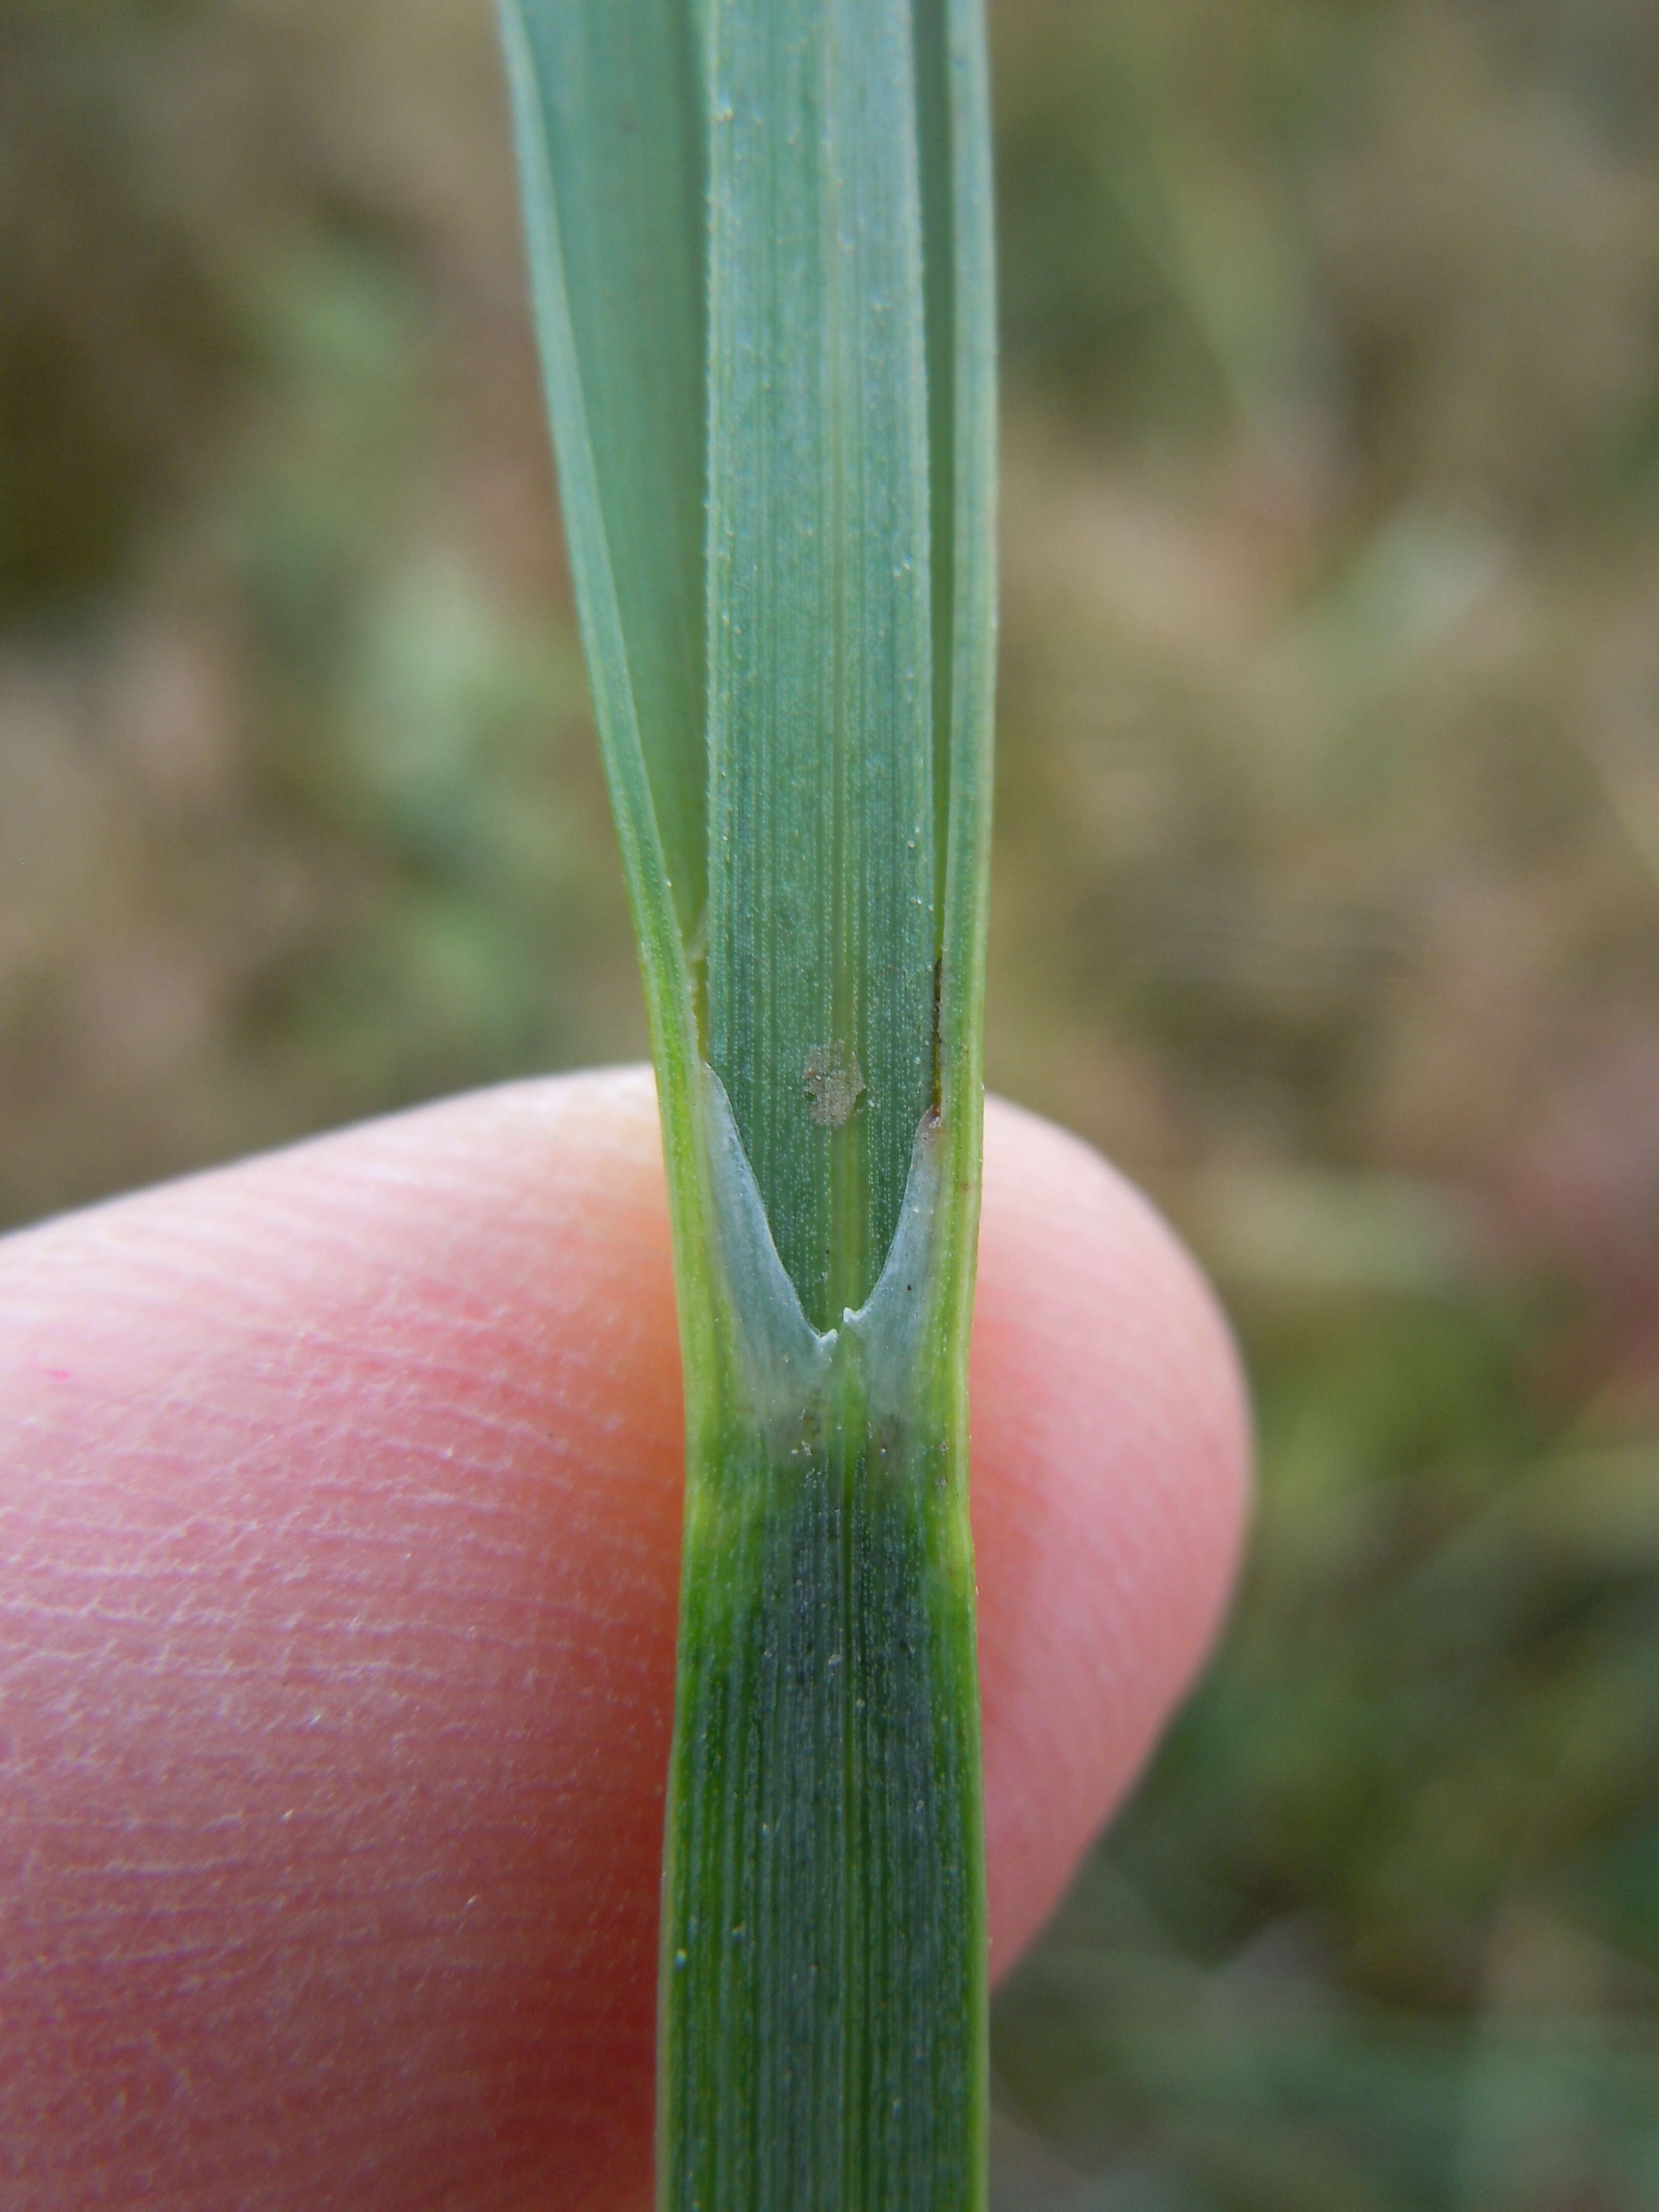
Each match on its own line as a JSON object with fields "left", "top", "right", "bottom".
{"left": 930, "top": 952, "right": 944, "bottom": 1115}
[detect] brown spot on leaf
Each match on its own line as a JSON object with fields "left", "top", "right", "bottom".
{"left": 803, "top": 1045, "right": 865, "bottom": 1129}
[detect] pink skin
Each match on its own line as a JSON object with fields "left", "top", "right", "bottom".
{"left": 0, "top": 1069, "right": 1249, "bottom": 2211}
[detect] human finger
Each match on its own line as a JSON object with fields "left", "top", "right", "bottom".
{"left": 0, "top": 1068, "right": 1247, "bottom": 2211}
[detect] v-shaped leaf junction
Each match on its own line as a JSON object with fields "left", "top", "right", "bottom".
{"left": 502, "top": 0, "right": 979, "bottom": 1340}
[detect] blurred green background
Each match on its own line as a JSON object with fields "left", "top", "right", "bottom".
{"left": 5, "top": 1, "right": 1659, "bottom": 2203}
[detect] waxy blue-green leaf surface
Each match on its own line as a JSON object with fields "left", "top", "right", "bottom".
{"left": 705, "top": 0, "right": 936, "bottom": 1331}
{"left": 502, "top": 0, "right": 997, "bottom": 2202}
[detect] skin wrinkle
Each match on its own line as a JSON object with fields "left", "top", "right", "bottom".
{"left": 0, "top": 1068, "right": 1246, "bottom": 2212}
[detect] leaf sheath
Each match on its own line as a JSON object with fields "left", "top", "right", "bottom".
{"left": 501, "top": 1, "right": 996, "bottom": 2202}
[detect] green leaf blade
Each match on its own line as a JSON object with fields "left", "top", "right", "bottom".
{"left": 503, "top": 1, "right": 998, "bottom": 2204}
{"left": 706, "top": 0, "right": 938, "bottom": 1333}
{"left": 499, "top": 0, "right": 708, "bottom": 971}
{"left": 925, "top": 0, "right": 999, "bottom": 1350}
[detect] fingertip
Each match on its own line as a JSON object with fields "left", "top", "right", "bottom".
{"left": 0, "top": 1072, "right": 1248, "bottom": 2207}
{"left": 0, "top": 1068, "right": 684, "bottom": 2212}
{"left": 972, "top": 1097, "right": 1251, "bottom": 1973}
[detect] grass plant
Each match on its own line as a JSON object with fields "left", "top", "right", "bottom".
{"left": 9, "top": 6, "right": 1659, "bottom": 2204}
{"left": 500, "top": 2, "right": 997, "bottom": 2204}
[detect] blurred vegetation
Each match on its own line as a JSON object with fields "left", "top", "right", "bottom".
{"left": 4, "top": 0, "right": 1659, "bottom": 2203}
